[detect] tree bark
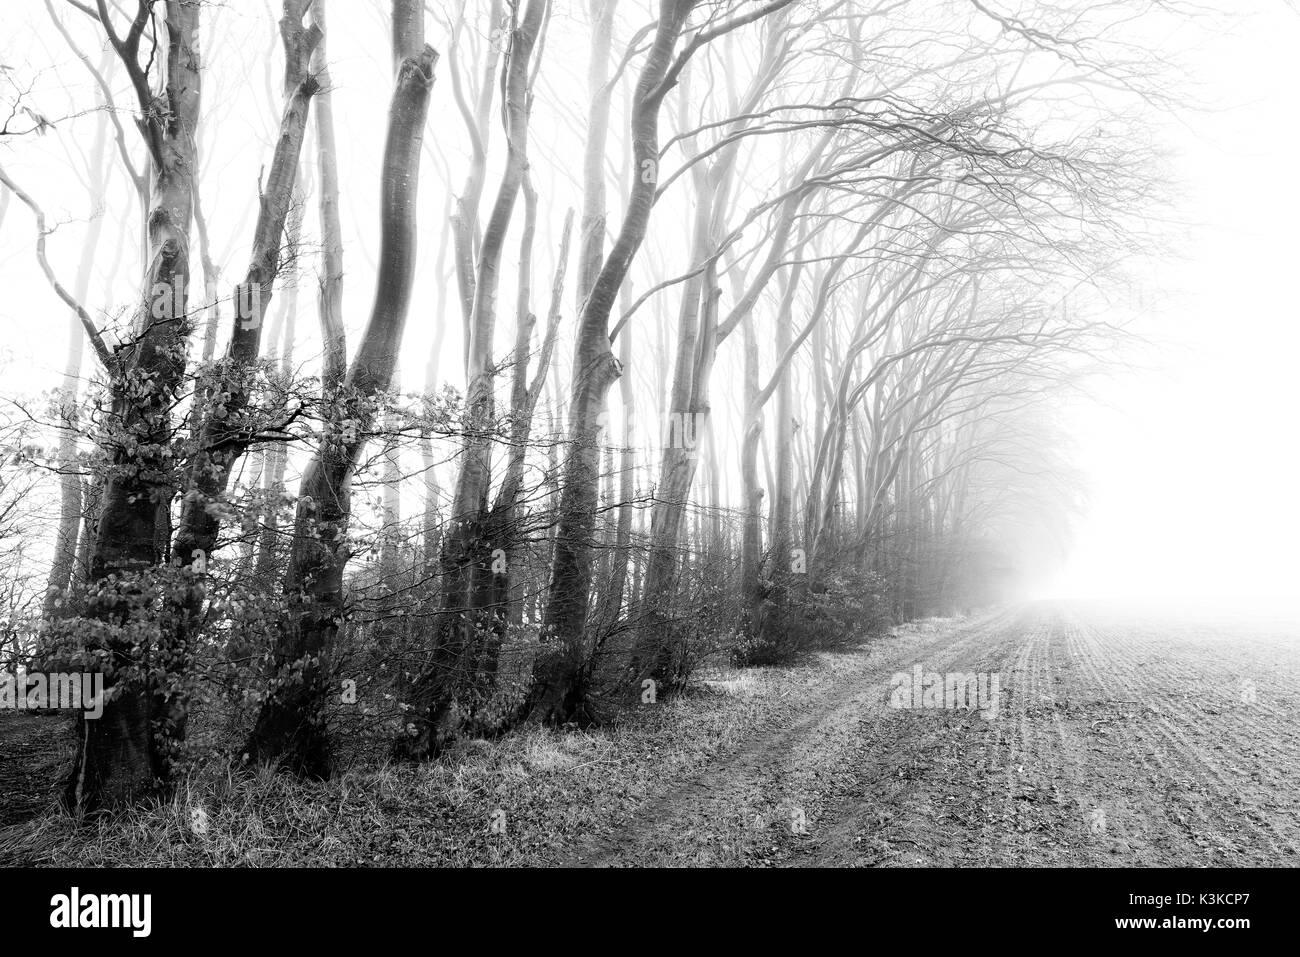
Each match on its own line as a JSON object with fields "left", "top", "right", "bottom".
{"left": 312, "top": 0, "right": 347, "bottom": 400}
{"left": 397, "top": 0, "right": 549, "bottom": 757}
{"left": 529, "top": 0, "right": 700, "bottom": 724}
{"left": 244, "top": 26, "right": 437, "bottom": 777}
{"left": 172, "top": 3, "right": 321, "bottom": 593}
{"left": 43, "top": 108, "right": 109, "bottom": 620}
{"left": 65, "top": 0, "right": 203, "bottom": 815}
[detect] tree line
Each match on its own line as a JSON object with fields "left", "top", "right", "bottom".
{"left": 0, "top": 0, "right": 1175, "bottom": 814}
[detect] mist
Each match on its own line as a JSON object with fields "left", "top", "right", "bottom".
{"left": 0, "top": 0, "right": 1296, "bottom": 902}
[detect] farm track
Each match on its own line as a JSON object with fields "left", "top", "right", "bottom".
{"left": 564, "top": 602, "right": 1300, "bottom": 867}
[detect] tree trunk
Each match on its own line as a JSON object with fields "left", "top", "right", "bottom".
{"left": 492, "top": 199, "right": 571, "bottom": 631}
{"left": 529, "top": 0, "right": 699, "bottom": 724}
{"left": 43, "top": 109, "right": 108, "bottom": 620}
{"left": 253, "top": 170, "right": 307, "bottom": 591}
{"left": 451, "top": 0, "right": 506, "bottom": 367}
{"left": 601, "top": 283, "right": 636, "bottom": 627}
{"left": 312, "top": 0, "right": 347, "bottom": 399}
{"left": 398, "top": 1, "right": 550, "bottom": 756}
{"left": 172, "top": 4, "right": 321, "bottom": 593}
{"left": 66, "top": 0, "right": 203, "bottom": 816}
{"left": 737, "top": 309, "right": 763, "bottom": 647}
{"left": 244, "top": 25, "right": 437, "bottom": 777}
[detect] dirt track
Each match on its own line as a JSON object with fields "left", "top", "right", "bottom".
{"left": 565, "top": 602, "right": 1300, "bottom": 866}
{"left": 0, "top": 713, "right": 70, "bottom": 830}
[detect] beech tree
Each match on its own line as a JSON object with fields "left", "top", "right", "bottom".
{"left": 244, "top": 1, "right": 437, "bottom": 777}
{"left": 0, "top": 0, "right": 1178, "bottom": 802}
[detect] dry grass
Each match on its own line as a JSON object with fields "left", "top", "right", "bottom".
{"left": 0, "top": 646, "right": 878, "bottom": 867}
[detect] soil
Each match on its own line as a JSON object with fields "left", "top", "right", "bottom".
{"left": 564, "top": 602, "right": 1300, "bottom": 866}
{"left": 5, "top": 601, "right": 1297, "bottom": 868}
{"left": 0, "top": 712, "right": 72, "bottom": 829}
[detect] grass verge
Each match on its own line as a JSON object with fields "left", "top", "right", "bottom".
{"left": 0, "top": 643, "right": 885, "bottom": 867}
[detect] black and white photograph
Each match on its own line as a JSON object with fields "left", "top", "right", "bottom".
{"left": 0, "top": 0, "right": 1294, "bottom": 938}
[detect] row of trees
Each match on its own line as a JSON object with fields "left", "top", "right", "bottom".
{"left": 0, "top": 0, "right": 1170, "bottom": 813}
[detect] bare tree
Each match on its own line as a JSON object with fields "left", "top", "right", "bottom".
{"left": 245, "top": 1, "right": 438, "bottom": 777}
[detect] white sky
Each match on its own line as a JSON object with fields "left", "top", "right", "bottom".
{"left": 2, "top": 1, "right": 1298, "bottom": 611}
{"left": 1047, "top": 1, "right": 1300, "bottom": 609}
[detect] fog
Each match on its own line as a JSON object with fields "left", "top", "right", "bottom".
{"left": 5, "top": 0, "right": 1300, "bottom": 891}
{"left": 4, "top": 2, "right": 1294, "bottom": 614}
{"left": 1049, "top": 1, "right": 1300, "bottom": 611}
